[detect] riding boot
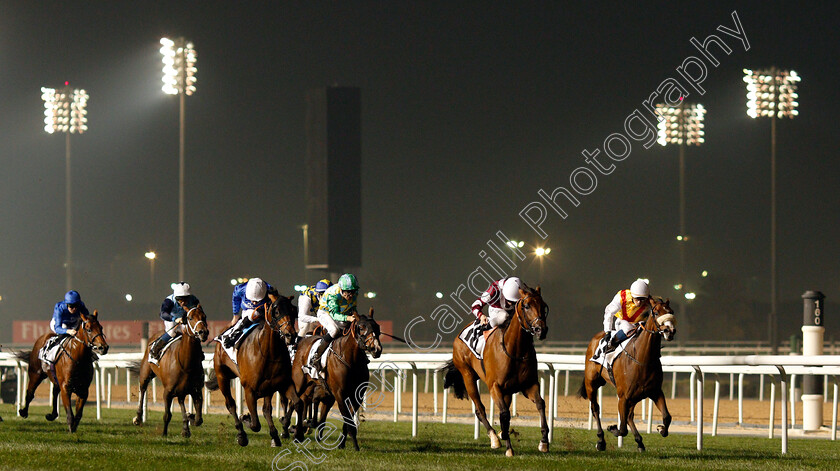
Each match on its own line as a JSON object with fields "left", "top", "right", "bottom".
{"left": 224, "top": 317, "right": 253, "bottom": 349}
{"left": 151, "top": 332, "right": 172, "bottom": 360}
{"left": 310, "top": 334, "right": 333, "bottom": 377}
{"left": 606, "top": 330, "right": 628, "bottom": 352}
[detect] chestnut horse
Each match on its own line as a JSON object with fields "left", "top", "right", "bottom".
{"left": 290, "top": 308, "right": 383, "bottom": 450}
{"left": 206, "top": 295, "right": 298, "bottom": 447}
{"left": 443, "top": 286, "right": 549, "bottom": 457}
{"left": 132, "top": 305, "right": 209, "bottom": 436}
{"left": 578, "top": 297, "right": 676, "bottom": 452}
{"left": 18, "top": 310, "right": 109, "bottom": 432}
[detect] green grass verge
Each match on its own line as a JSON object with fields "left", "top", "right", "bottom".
{"left": 0, "top": 404, "right": 836, "bottom": 470}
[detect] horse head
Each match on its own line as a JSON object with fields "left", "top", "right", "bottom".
{"left": 650, "top": 297, "right": 676, "bottom": 341}
{"left": 268, "top": 295, "right": 298, "bottom": 345}
{"left": 354, "top": 307, "right": 382, "bottom": 358}
{"left": 79, "top": 310, "right": 109, "bottom": 355}
{"left": 515, "top": 286, "right": 548, "bottom": 340}
{"left": 185, "top": 304, "right": 209, "bottom": 342}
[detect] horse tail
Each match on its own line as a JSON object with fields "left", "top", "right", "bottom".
{"left": 441, "top": 360, "right": 467, "bottom": 400}
{"left": 14, "top": 350, "right": 31, "bottom": 362}
{"left": 126, "top": 360, "right": 142, "bottom": 375}
{"left": 577, "top": 380, "right": 588, "bottom": 400}
{"left": 205, "top": 373, "right": 219, "bottom": 391}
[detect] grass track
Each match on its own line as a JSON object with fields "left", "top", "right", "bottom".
{"left": 0, "top": 404, "right": 836, "bottom": 470}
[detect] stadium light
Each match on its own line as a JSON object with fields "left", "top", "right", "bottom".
{"left": 656, "top": 101, "right": 705, "bottom": 303}
{"left": 42, "top": 83, "right": 88, "bottom": 291}
{"left": 743, "top": 67, "right": 800, "bottom": 354}
{"left": 160, "top": 37, "right": 197, "bottom": 281}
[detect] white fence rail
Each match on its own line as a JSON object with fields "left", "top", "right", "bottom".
{"left": 3, "top": 351, "right": 840, "bottom": 454}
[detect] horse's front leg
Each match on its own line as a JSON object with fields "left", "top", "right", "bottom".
{"left": 263, "top": 394, "right": 281, "bottom": 447}
{"left": 521, "top": 381, "right": 549, "bottom": 453}
{"left": 59, "top": 388, "right": 75, "bottom": 433}
{"left": 333, "top": 392, "right": 360, "bottom": 451}
{"left": 178, "top": 396, "right": 191, "bottom": 438}
{"left": 71, "top": 390, "right": 88, "bottom": 432}
{"left": 608, "top": 397, "right": 631, "bottom": 438}
{"left": 162, "top": 391, "right": 174, "bottom": 436}
{"left": 218, "top": 373, "right": 248, "bottom": 446}
{"left": 489, "top": 386, "right": 516, "bottom": 457}
{"left": 242, "top": 388, "right": 261, "bottom": 432}
{"left": 461, "top": 371, "right": 498, "bottom": 448}
{"left": 189, "top": 384, "right": 204, "bottom": 427}
{"left": 45, "top": 383, "right": 60, "bottom": 421}
{"left": 627, "top": 407, "right": 645, "bottom": 452}
{"left": 652, "top": 390, "right": 672, "bottom": 437}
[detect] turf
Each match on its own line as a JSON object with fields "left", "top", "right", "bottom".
{"left": 0, "top": 404, "right": 836, "bottom": 470}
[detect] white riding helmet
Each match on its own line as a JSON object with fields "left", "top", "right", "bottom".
{"left": 245, "top": 278, "right": 267, "bottom": 302}
{"left": 630, "top": 279, "right": 649, "bottom": 298}
{"left": 501, "top": 277, "right": 523, "bottom": 303}
{"left": 173, "top": 282, "right": 191, "bottom": 297}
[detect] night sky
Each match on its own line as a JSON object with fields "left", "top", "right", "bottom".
{"left": 2, "top": 2, "right": 839, "bottom": 344}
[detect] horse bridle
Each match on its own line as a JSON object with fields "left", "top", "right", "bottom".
{"left": 514, "top": 295, "right": 546, "bottom": 336}
{"left": 268, "top": 300, "right": 295, "bottom": 335}
{"left": 638, "top": 304, "right": 671, "bottom": 336}
{"left": 184, "top": 306, "right": 207, "bottom": 338}
{"left": 79, "top": 319, "right": 106, "bottom": 348}
{"left": 352, "top": 319, "right": 380, "bottom": 354}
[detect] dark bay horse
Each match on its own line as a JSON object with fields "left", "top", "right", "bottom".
{"left": 290, "top": 308, "right": 383, "bottom": 450}
{"left": 443, "top": 286, "right": 549, "bottom": 457}
{"left": 579, "top": 297, "right": 676, "bottom": 452}
{"left": 132, "top": 305, "right": 209, "bottom": 436}
{"left": 18, "top": 310, "right": 109, "bottom": 432}
{"left": 206, "top": 295, "right": 298, "bottom": 447}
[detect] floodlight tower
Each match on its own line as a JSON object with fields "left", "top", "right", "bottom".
{"left": 743, "top": 68, "right": 800, "bottom": 353}
{"left": 160, "top": 37, "right": 197, "bottom": 281}
{"left": 655, "top": 101, "right": 705, "bottom": 293}
{"left": 42, "top": 84, "right": 89, "bottom": 291}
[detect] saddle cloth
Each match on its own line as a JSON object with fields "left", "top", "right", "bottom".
{"left": 213, "top": 323, "right": 260, "bottom": 366}
{"left": 148, "top": 336, "right": 181, "bottom": 366}
{"left": 301, "top": 339, "right": 332, "bottom": 379}
{"left": 38, "top": 335, "right": 72, "bottom": 365}
{"left": 458, "top": 322, "right": 496, "bottom": 360}
{"left": 588, "top": 331, "right": 631, "bottom": 368}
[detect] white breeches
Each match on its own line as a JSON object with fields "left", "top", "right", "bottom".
{"left": 163, "top": 320, "right": 183, "bottom": 337}
{"left": 316, "top": 310, "right": 340, "bottom": 337}
{"left": 488, "top": 306, "right": 509, "bottom": 328}
{"left": 297, "top": 313, "right": 320, "bottom": 337}
{"left": 614, "top": 318, "right": 634, "bottom": 335}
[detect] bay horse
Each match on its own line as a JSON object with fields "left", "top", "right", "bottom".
{"left": 290, "top": 307, "right": 383, "bottom": 450}
{"left": 443, "top": 286, "right": 549, "bottom": 457}
{"left": 206, "top": 295, "right": 298, "bottom": 447}
{"left": 132, "top": 304, "right": 209, "bottom": 436}
{"left": 578, "top": 297, "right": 676, "bottom": 452}
{"left": 18, "top": 310, "right": 109, "bottom": 432}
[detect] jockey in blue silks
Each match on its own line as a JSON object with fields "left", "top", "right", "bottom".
{"left": 51, "top": 290, "right": 89, "bottom": 337}
{"left": 150, "top": 281, "right": 200, "bottom": 360}
{"left": 224, "top": 277, "right": 278, "bottom": 348}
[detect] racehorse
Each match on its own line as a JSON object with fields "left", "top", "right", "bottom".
{"left": 578, "top": 297, "right": 676, "bottom": 452}
{"left": 17, "top": 310, "right": 109, "bottom": 432}
{"left": 290, "top": 307, "right": 383, "bottom": 450}
{"left": 443, "top": 286, "right": 549, "bottom": 457}
{"left": 206, "top": 295, "right": 298, "bottom": 447}
{"left": 132, "top": 304, "right": 209, "bottom": 436}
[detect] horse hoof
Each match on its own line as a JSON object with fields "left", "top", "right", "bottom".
{"left": 18, "top": 409, "right": 28, "bottom": 419}
{"left": 505, "top": 449, "right": 514, "bottom": 457}
{"left": 182, "top": 428, "right": 191, "bottom": 438}
{"left": 271, "top": 437, "right": 282, "bottom": 447}
{"left": 46, "top": 413, "right": 58, "bottom": 422}
{"left": 194, "top": 417, "right": 203, "bottom": 427}
{"left": 132, "top": 416, "right": 141, "bottom": 426}
{"left": 489, "top": 431, "right": 501, "bottom": 449}
{"left": 281, "top": 431, "right": 290, "bottom": 439}
{"left": 596, "top": 441, "right": 606, "bottom": 452}
{"left": 637, "top": 446, "right": 646, "bottom": 453}
{"left": 237, "top": 432, "right": 249, "bottom": 447}
{"left": 538, "top": 441, "right": 549, "bottom": 453}
{"left": 658, "top": 425, "right": 668, "bottom": 437}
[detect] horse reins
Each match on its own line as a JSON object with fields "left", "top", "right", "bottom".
{"left": 501, "top": 296, "right": 543, "bottom": 362}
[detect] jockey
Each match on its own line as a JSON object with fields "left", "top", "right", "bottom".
{"left": 294, "top": 279, "right": 332, "bottom": 347}
{"left": 310, "top": 273, "right": 360, "bottom": 375}
{"left": 224, "top": 277, "right": 278, "bottom": 348}
{"left": 471, "top": 277, "right": 524, "bottom": 329}
{"left": 603, "top": 279, "right": 652, "bottom": 350}
{"left": 150, "top": 282, "right": 200, "bottom": 360}
{"left": 50, "top": 290, "right": 90, "bottom": 339}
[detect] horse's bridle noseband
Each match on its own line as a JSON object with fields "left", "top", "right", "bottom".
{"left": 515, "top": 295, "right": 546, "bottom": 336}
{"left": 184, "top": 306, "right": 207, "bottom": 338}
